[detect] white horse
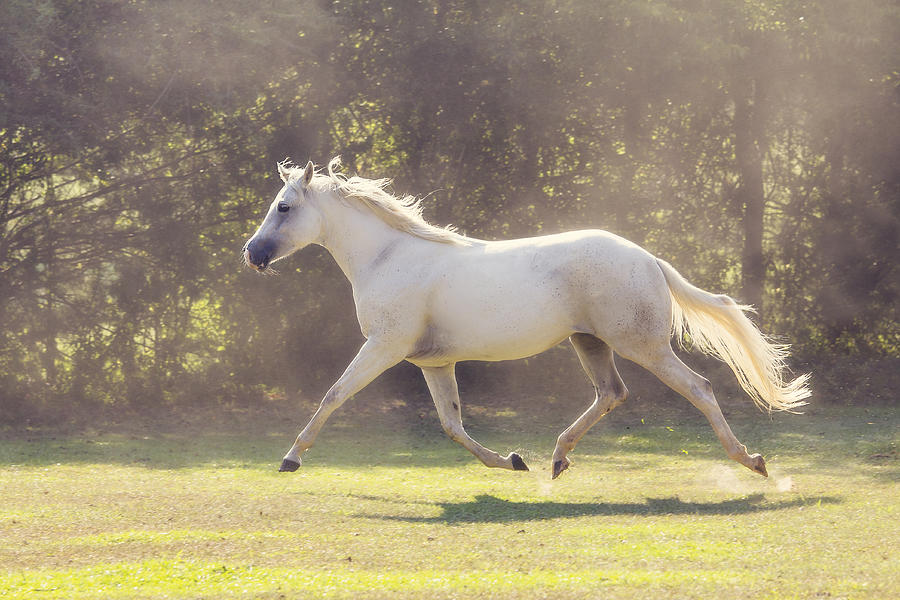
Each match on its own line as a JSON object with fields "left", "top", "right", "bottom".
{"left": 243, "top": 158, "right": 810, "bottom": 480}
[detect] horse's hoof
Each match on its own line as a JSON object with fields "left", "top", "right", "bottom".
{"left": 551, "top": 457, "right": 571, "bottom": 480}
{"left": 750, "top": 454, "right": 768, "bottom": 478}
{"left": 510, "top": 453, "right": 529, "bottom": 471}
{"left": 279, "top": 458, "right": 301, "bottom": 472}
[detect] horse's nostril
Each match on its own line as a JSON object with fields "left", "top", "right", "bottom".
{"left": 245, "top": 238, "right": 276, "bottom": 270}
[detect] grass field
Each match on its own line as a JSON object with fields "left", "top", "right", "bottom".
{"left": 1, "top": 401, "right": 897, "bottom": 599}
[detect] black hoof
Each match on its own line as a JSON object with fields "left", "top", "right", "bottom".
{"left": 552, "top": 458, "right": 570, "bottom": 480}
{"left": 278, "top": 458, "right": 301, "bottom": 472}
{"left": 750, "top": 454, "right": 768, "bottom": 478}
{"left": 510, "top": 453, "right": 529, "bottom": 471}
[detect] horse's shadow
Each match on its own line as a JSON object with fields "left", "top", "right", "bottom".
{"left": 361, "top": 493, "right": 841, "bottom": 524}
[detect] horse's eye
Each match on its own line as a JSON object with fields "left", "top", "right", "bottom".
{"left": 277, "top": 202, "right": 290, "bottom": 213}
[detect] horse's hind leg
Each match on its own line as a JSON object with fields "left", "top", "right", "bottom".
{"left": 421, "top": 364, "right": 528, "bottom": 471}
{"left": 641, "top": 347, "right": 768, "bottom": 477}
{"left": 551, "top": 334, "right": 628, "bottom": 479}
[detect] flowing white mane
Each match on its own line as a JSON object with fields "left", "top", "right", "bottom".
{"left": 285, "top": 158, "right": 471, "bottom": 246}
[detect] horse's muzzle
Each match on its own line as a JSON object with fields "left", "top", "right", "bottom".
{"left": 244, "top": 238, "right": 276, "bottom": 271}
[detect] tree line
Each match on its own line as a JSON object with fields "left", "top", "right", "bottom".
{"left": 1, "top": 0, "right": 897, "bottom": 424}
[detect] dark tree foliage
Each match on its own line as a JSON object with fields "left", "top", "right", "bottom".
{"left": 1, "top": 0, "right": 897, "bottom": 424}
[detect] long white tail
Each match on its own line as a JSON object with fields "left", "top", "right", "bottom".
{"left": 656, "top": 259, "right": 810, "bottom": 412}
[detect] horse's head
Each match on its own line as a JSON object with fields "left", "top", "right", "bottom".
{"left": 243, "top": 160, "right": 324, "bottom": 271}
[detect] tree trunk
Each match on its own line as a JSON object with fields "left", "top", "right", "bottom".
{"left": 733, "top": 81, "right": 766, "bottom": 312}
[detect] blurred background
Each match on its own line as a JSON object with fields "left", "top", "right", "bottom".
{"left": 1, "top": 0, "right": 897, "bottom": 426}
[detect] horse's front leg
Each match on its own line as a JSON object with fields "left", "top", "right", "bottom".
{"left": 279, "top": 338, "right": 406, "bottom": 472}
{"left": 421, "top": 364, "right": 529, "bottom": 472}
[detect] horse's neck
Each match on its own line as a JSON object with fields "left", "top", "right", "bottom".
{"left": 317, "top": 197, "right": 414, "bottom": 285}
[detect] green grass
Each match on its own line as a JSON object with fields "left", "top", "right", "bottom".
{"left": 1, "top": 403, "right": 897, "bottom": 599}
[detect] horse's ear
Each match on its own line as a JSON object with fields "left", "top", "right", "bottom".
{"left": 277, "top": 161, "right": 291, "bottom": 183}
{"left": 302, "top": 161, "right": 314, "bottom": 187}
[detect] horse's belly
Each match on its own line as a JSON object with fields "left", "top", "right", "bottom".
{"left": 417, "top": 277, "right": 578, "bottom": 364}
{"left": 409, "top": 323, "right": 572, "bottom": 366}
